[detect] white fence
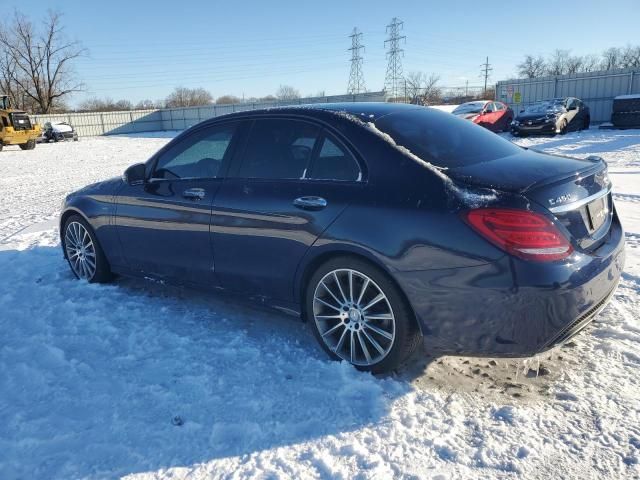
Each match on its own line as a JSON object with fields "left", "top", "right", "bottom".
{"left": 31, "top": 91, "right": 386, "bottom": 137}
{"left": 496, "top": 68, "right": 640, "bottom": 123}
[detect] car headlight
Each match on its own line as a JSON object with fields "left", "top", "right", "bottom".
{"left": 511, "top": 120, "right": 519, "bottom": 126}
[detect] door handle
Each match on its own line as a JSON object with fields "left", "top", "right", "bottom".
{"left": 293, "top": 196, "right": 327, "bottom": 210}
{"left": 182, "top": 188, "right": 206, "bottom": 200}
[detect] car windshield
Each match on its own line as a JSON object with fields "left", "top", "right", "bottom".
{"left": 452, "top": 102, "right": 486, "bottom": 114}
{"left": 374, "top": 108, "right": 521, "bottom": 168}
{"left": 522, "top": 100, "right": 565, "bottom": 115}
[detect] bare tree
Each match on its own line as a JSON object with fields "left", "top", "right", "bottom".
{"left": 134, "top": 99, "right": 155, "bottom": 110}
{"left": 404, "top": 72, "right": 441, "bottom": 105}
{"left": 0, "top": 11, "right": 84, "bottom": 113}
{"left": 275, "top": 85, "right": 300, "bottom": 101}
{"left": 546, "top": 49, "right": 571, "bottom": 75}
{"left": 620, "top": 45, "right": 640, "bottom": 68}
{"left": 601, "top": 47, "right": 621, "bottom": 70}
{"left": 215, "top": 94, "right": 241, "bottom": 105}
{"left": 565, "top": 55, "right": 584, "bottom": 74}
{"left": 581, "top": 54, "right": 602, "bottom": 72}
{"left": 165, "top": 86, "right": 213, "bottom": 108}
{"left": 78, "top": 97, "right": 132, "bottom": 112}
{"left": 517, "top": 55, "right": 547, "bottom": 78}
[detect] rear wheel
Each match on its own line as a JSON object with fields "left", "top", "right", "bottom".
{"left": 62, "top": 215, "right": 113, "bottom": 283}
{"left": 19, "top": 139, "right": 36, "bottom": 150}
{"left": 582, "top": 116, "right": 590, "bottom": 130}
{"left": 306, "top": 257, "right": 421, "bottom": 373}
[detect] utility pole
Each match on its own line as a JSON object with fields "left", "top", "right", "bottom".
{"left": 347, "top": 28, "right": 366, "bottom": 94}
{"left": 480, "top": 56, "right": 492, "bottom": 98}
{"left": 384, "top": 17, "right": 406, "bottom": 100}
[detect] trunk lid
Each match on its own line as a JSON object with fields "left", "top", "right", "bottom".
{"left": 449, "top": 149, "right": 612, "bottom": 251}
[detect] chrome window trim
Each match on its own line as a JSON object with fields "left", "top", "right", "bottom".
{"left": 549, "top": 185, "right": 612, "bottom": 213}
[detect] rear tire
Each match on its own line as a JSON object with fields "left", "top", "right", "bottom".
{"left": 305, "top": 256, "right": 422, "bottom": 373}
{"left": 62, "top": 214, "right": 113, "bottom": 283}
{"left": 583, "top": 116, "right": 590, "bottom": 130}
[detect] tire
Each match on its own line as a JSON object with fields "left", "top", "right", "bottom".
{"left": 19, "top": 139, "right": 36, "bottom": 150}
{"left": 305, "top": 256, "right": 422, "bottom": 373}
{"left": 582, "top": 116, "right": 590, "bottom": 130}
{"left": 0, "top": 143, "right": 3, "bottom": 152}
{"left": 559, "top": 119, "right": 568, "bottom": 135}
{"left": 503, "top": 117, "right": 513, "bottom": 132}
{"left": 62, "top": 214, "right": 113, "bottom": 283}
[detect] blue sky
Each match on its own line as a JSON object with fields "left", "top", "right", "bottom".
{"left": 1, "top": 0, "right": 638, "bottom": 106}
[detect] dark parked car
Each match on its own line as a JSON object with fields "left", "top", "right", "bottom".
{"left": 452, "top": 100, "right": 513, "bottom": 132}
{"left": 511, "top": 97, "right": 590, "bottom": 136}
{"left": 60, "top": 103, "right": 624, "bottom": 373}
{"left": 41, "top": 121, "right": 79, "bottom": 142}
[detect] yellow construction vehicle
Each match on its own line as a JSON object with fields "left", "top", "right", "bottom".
{"left": 0, "top": 95, "right": 41, "bottom": 151}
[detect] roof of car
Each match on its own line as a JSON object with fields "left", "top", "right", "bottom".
{"left": 213, "top": 102, "right": 426, "bottom": 122}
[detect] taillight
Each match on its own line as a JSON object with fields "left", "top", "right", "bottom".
{"left": 465, "top": 208, "right": 573, "bottom": 262}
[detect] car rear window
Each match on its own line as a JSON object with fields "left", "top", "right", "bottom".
{"left": 374, "top": 109, "right": 521, "bottom": 168}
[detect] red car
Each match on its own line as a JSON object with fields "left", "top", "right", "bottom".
{"left": 452, "top": 100, "right": 513, "bottom": 132}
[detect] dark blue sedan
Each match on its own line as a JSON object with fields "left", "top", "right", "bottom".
{"left": 60, "top": 103, "right": 624, "bottom": 373}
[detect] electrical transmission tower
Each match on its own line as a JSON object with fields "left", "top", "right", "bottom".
{"left": 384, "top": 17, "right": 406, "bottom": 99}
{"left": 347, "top": 28, "right": 366, "bottom": 94}
{"left": 480, "top": 56, "right": 493, "bottom": 98}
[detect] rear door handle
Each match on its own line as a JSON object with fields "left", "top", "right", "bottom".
{"left": 293, "top": 196, "right": 327, "bottom": 210}
{"left": 182, "top": 188, "right": 206, "bottom": 200}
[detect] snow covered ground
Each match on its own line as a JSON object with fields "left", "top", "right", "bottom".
{"left": 0, "top": 128, "right": 639, "bottom": 480}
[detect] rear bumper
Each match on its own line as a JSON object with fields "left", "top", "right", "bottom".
{"left": 394, "top": 213, "right": 625, "bottom": 357}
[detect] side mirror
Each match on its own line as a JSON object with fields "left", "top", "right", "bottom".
{"left": 122, "top": 163, "right": 146, "bottom": 185}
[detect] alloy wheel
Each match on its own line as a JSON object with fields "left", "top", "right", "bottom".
{"left": 312, "top": 268, "right": 396, "bottom": 366}
{"left": 64, "top": 221, "right": 97, "bottom": 280}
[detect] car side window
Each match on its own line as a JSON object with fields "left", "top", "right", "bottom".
{"left": 484, "top": 103, "right": 495, "bottom": 113}
{"left": 309, "top": 134, "right": 361, "bottom": 182}
{"left": 152, "top": 124, "right": 236, "bottom": 180}
{"left": 238, "top": 119, "right": 320, "bottom": 180}
{"left": 495, "top": 102, "right": 505, "bottom": 111}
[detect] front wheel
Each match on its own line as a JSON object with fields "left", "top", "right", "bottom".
{"left": 62, "top": 215, "right": 113, "bottom": 283}
{"left": 558, "top": 119, "right": 568, "bottom": 135}
{"left": 306, "top": 257, "right": 421, "bottom": 373}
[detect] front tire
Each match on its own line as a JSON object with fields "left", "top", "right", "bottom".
{"left": 306, "top": 257, "right": 421, "bottom": 373}
{"left": 62, "top": 215, "right": 113, "bottom": 283}
{"left": 558, "top": 119, "right": 568, "bottom": 135}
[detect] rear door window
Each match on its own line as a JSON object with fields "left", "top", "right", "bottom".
{"left": 309, "top": 135, "right": 361, "bottom": 182}
{"left": 238, "top": 119, "right": 320, "bottom": 179}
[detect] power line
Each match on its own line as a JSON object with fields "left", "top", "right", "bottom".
{"left": 347, "top": 28, "right": 366, "bottom": 94}
{"left": 480, "top": 56, "right": 493, "bottom": 98}
{"left": 384, "top": 17, "right": 406, "bottom": 99}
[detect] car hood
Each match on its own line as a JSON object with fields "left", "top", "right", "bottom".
{"left": 516, "top": 112, "right": 560, "bottom": 121}
{"left": 52, "top": 123, "right": 74, "bottom": 133}
{"left": 454, "top": 112, "right": 480, "bottom": 120}
{"left": 447, "top": 149, "right": 601, "bottom": 192}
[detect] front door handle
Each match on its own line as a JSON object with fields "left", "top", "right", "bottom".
{"left": 293, "top": 196, "right": 327, "bottom": 210}
{"left": 182, "top": 188, "right": 206, "bottom": 200}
